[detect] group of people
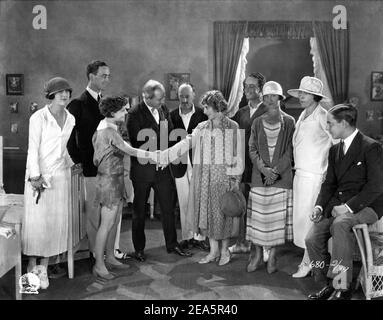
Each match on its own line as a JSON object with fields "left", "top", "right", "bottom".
{"left": 20, "top": 60, "right": 383, "bottom": 300}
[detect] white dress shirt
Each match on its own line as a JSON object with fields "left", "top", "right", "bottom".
{"left": 86, "top": 86, "right": 101, "bottom": 102}
{"left": 249, "top": 102, "right": 262, "bottom": 118}
{"left": 342, "top": 129, "right": 359, "bottom": 154}
{"left": 179, "top": 104, "right": 195, "bottom": 130}
{"left": 26, "top": 105, "right": 75, "bottom": 180}
{"left": 144, "top": 99, "right": 159, "bottom": 124}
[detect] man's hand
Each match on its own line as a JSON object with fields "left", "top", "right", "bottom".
{"left": 331, "top": 205, "right": 349, "bottom": 218}
{"left": 310, "top": 207, "right": 323, "bottom": 223}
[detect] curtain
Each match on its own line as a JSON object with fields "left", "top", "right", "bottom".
{"left": 246, "top": 21, "right": 313, "bottom": 39}
{"left": 213, "top": 21, "right": 247, "bottom": 100}
{"left": 226, "top": 38, "right": 249, "bottom": 118}
{"left": 313, "top": 21, "right": 349, "bottom": 105}
{"left": 309, "top": 37, "right": 334, "bottom": 109}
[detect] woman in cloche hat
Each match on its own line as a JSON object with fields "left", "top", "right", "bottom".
{"left": 22, "top": 77, "right": 75, "bottom": 289}
{"left": 287, "top": 76, "right": 333, "bottom": 278}
{"left": 246, "top": 81, "right": 295, "bottom": 274}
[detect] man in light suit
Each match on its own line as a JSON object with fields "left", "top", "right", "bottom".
{"left": 306, "top": 104, "right": 383, "bottom": 300}
{"left": 170, "top": 83, "right": 208, "bottom": 251}
{"left": 230, "top": 72, "right": 267, "bottom": 256}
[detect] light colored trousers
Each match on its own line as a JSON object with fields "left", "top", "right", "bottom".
{"left": 175, "top": 162, "right": 205, "bottom": 241}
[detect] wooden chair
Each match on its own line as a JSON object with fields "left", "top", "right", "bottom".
{"left": 67, "top": 165, "right": 87, "bottom": 279}
{"left": 353, "top": 218, "right": 383, "bottom": 300}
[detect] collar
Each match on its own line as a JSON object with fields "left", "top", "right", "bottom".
{"left": 86, "top": 86, "right": 101, "bottom": 102}
{"left": 143, "top": 99, "right": 157, "bottom": 113}
{"left": 96, "top": 118, "right": 118, "bottom": 131}
{"left": 43, "top": 104, "right": 74, "bottom": 127}
{"left": 343, "top": 129, "right": 359, "bottom": 151}
{"left": 249, "top": 101, "right": 262, "bottom": 110}
{"left": 179, "top": 104, "right": 195, "bottom": 117}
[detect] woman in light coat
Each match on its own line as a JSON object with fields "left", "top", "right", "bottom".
{"left": 287, "top": 76, "right": 333, "bottom": 278}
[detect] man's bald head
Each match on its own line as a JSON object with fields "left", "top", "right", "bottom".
{"left": 178, "top": 83, "right": 195, "bottom": 108}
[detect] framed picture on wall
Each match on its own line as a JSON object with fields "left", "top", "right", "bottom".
{"left": 166, "top": 73, "right": 190, "bottom": 101}
{"left": 371, "top": 71, "right": 383, "bottom": 101}
{"left": 6, "top": 74, "right": 24, "bottom": 95}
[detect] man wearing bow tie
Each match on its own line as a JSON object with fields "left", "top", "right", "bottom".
{"left": 126, "top": 80, "right": 191, "bottom": 262}
{"left": 305, "top": 104, "right": 383, "bottom": 300}
{"left": 67, "top": 60, "right": 110, "bottom": 268}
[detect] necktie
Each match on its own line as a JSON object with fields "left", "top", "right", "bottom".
{"left": 339, "top": 140, "right": 345, "bottom": 161}
{"left": 151, "top": 108, "right": 159, "bottom": 124}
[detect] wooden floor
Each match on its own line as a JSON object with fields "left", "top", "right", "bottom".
{"left": 0, "top": 216, "right": 372, "bottom": 300}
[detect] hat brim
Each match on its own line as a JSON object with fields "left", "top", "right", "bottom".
{"left": 45, "top": 88, "right": 73, "bottom": 99}
{"left": 287, "top": 89, "right": 328, "bottom": 100}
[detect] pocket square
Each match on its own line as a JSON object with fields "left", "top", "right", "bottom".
{"left": 357, "top": 161, "right": 362, "bottom": 166}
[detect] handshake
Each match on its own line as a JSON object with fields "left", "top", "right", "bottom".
{"left": 149, "top": 150, "right": 170, "bottom": 170}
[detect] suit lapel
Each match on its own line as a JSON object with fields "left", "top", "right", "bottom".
{"left": 336, "top": 132, "right": 362, "bottom": 181}
{"left": 139, "top": 102, "right": 159, "bottom": 130}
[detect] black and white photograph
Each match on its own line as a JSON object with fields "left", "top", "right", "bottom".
{"left": 6, "top": 74, "right": 24, "bottom": 95}
{"left": 1, "top": 0, "right": 383, "bottom": 307}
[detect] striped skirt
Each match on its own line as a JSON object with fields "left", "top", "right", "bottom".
{"left": 246, "top": 187, "right": 293, "bottom": 247}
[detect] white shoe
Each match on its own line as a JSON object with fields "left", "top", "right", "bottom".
{"left": 32, "top": 265, "right": 49, "bottom": 289}
{"left": 292, "top": 263, "right": 312, "bottom": 278}
{"left": 263, "top": 247, "right": 270, "bottom": 262}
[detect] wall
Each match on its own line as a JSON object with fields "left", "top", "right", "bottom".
{"left": 1, "top": 0, "right": 383, "bottom": 190}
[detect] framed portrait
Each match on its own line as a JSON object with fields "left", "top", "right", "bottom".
{"left": 166, "top": 73, "right": 190, "bottom": 101}
{"left": 6, "top": 74, "right": 24, "bottom": 95}
{"left": 371, "top": 71, "right": 383, "bottom": 101}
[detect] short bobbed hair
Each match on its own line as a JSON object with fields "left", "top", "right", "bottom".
{"left": 200, "top": 90, "right": 228, "bottom": 113}
{"left": 99, "top": 96, "right": 128, "bottom": 118}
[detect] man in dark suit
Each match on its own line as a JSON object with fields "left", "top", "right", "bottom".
{"left": 230, "top": 72, "right": 268, "bottom": 257}
{"left": 67, "top": 60, "right": 111, "bottom": 260}
{"left": 306, "top": 103, "right": 383, "bottom": 300}
{"left": 127, "top": 80, "right": 191, "bottom": 261}
{"left": 169, "top": 83, "right": 209, "bottom": 251}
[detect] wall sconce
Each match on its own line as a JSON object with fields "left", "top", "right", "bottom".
{"left": 10, "top": 123, "right": 18, "bottom": 133}
{"left": 9, "top": 102, "right": 19, "bottom": 113}
{"left": 30, "top": 102, "right": 38, "bottom": 113}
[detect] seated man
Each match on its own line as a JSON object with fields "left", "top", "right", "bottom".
{"left": 305, "top": 103, "right": 383, "bottom": 300}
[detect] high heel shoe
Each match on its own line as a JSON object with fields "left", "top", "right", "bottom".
{"left": 198, "top": 253, "right": 220, "bottom": 264}
{"left": 292, "top": 263, "right": 312, "bottom": 278}
{"left": 92, "top": 266, "right": 115, "bottom": 280}
{"left": 218, "top": 251, "right": 232, "bottom": 266}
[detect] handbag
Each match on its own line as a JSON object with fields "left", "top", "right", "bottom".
{"left": 220, "top": 186, "right": 246, "bottom": 218}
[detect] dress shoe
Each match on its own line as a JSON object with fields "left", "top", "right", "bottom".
{"left": 190, "top": 239, "right": 210, "bottom": 252}
{"left": 292, "top": 263, "right": 312, "bottom": 278}
{"left": 167, "top": 245, "right": 192, "bottom": 257}
{"left": 179, "top": 240, "right": 190, "bottom": 250}
{"left": 48, "top": 264, "right": 67, "bottom": 279}
{"left": 92, "top": 266, "right": 115, "bottom": 280}
{"left": 128, "top": 251, "right": 146, "bottom": 262}
{"left": 105, "top": 261, "right": 130, "bottom": 270}
{"left": 307, "top": 285, "right": 335, "bottom": 300}
{"left": 218, "top": 251, "right": 232, "bottom": 266}
{"left": 114, "top": 249, "right": 132, "bottom": 261}
{"left": 198, "top": 253, "right": 220, "bottom": 264}
{"left": 327, "top": 289, "right": 352, "bottom": 300}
